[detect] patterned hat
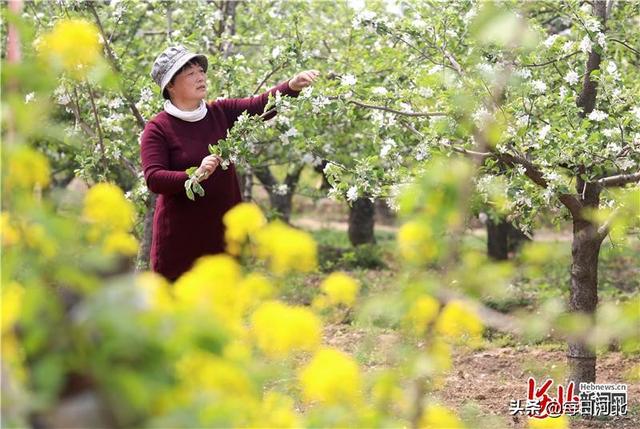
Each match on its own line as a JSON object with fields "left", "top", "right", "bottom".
{"left": 150, "top": 45, "right": 208, "bottom": 97}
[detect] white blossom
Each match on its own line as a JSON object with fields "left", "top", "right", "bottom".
{"left": 531, "top": 80, "right": 547, "bottom": 94}
{"left": 585, "top": 17, "right": 601, "bottom": 32}
{"left": 419, "top": 87, "right": 434, "bottom": 98}
{"left": 579, "top": 35, "right": 592, "bottom": 54}
{"left": 271, "top": 46, "right": 282, "bottom": 59}
{"left": 538, "top": 124, "right": 551, "bottom": 140}
{"left": 631, "top": 106, "right": 640, "bottom": 121}
{"left": 285, "top": 127, "right": 298, "bottom": 137}
{"left": 602, "top": 128, "right": 619, "bottom": 138}
{"left": 300, "top": 86, "right": 313, "bottom": 99}
{"left": 108, "top": 98, "right": 124, "bottom": 109}
{"left": 346, "top": 186, "right": 359, "bottom": 202}
{"left": 380, "top": 138, "right": 396, "bottom": 158}
{"left": 564, "top": 70, "right": 579, "bottom": 86}
{"left": 562, "top": 40, "right": 575, "bottom": 53}
{"left": 515, "top": 68, "right": 532, "bottom": 79}
{"left": 596, "top": 32, "right": 606, "bottom": 49}
{"left": 273, "top": 184, "right": 289, "bottom": 196}
{"left": 544, "top": 34, "right": 559, "bottom": 48}
{"left": 340, "top": 74, "right": 357, "bottom": 86}
{"left": 587, "top": 109, "right": 608, "bottom": 121}
{"left": 411, "top": 18, "right": 427, "bottom": 30}
{"left": 372, "top": 86, "right": 388, "bottom": 95}
{"left": 473, "top": 106, "right": 492, "bottom": 128}
{"left": 428, "top": 64, "right": 443, "bottom": 74}
{"left": 559, "top": 86, "right": 568, "bottom": 99}
{"left": 606, "top": 61, "right": 619, "bottom": 79}
{"left": 24, "top": 92, "right": 35, "bottom": 103}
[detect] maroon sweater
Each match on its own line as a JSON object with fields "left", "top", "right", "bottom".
{"left": 140, "top": 80, "right": 299, "bottom": 281}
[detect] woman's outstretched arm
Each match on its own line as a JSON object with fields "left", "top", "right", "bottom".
{"left": 217, "top": 70, "right": 319, "bottom": 125}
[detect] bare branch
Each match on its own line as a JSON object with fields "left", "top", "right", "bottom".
{"left": 335, "top": 97, "right": 448, "bottom": 117}
{"left": 610, "top": 38, "right": 640, "bottom": 57}
{"left": 517, "top": 51, "right": 581, "bottom": 68}
{"left": 252, "top": 62, "right": 286, "bottom": 96}
{"left": 401, "top": 121, "right": 491, "bottom": 160}
{"left": 597, "top": 171, "right": 640, "bottom": 187}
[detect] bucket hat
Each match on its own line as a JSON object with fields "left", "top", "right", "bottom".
{"left": 150, "top": 45, "right": 208, "bottom": 98}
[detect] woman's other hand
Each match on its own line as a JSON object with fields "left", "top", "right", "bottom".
{"left": 288, "top": 70, "right": 320, "bottom": 91}
{"left": 195, "top": 154, "right": 221, "bottom": 181}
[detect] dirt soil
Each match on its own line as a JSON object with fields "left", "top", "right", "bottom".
{"left": 324, "top": 324, "right": 639, "bottom": 428}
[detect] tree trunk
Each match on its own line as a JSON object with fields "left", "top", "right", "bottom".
{"left": 567, "top": 218, "right": 603, "bottom": 391}
{"left": 486, "top": 218, "right": 509, "bottom": 260}
{"left": 486, "top": 219, "right": 530, "bottom": 260}
{"left": 348, "top": 198, "right": 376, "bottom": 246}
{"left": 135, "top": 193, "right": 156, "bottom": 272}
{"left": 254, "top": 165, "right": 303, "bottom": 223}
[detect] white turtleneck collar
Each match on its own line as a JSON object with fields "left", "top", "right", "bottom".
{"left": 164, "top": 99, "right": 207, "bottom": 122}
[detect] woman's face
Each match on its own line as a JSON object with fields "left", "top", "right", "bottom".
{"left": 167, "top": 62, "right": 207, "bottom": 101}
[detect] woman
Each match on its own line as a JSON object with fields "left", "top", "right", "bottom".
{"left": 141, "top": 45, "right": 318, "bottom": 281}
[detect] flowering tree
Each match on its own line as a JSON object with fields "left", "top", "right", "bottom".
{"left": 3, "top": 3, "right": 639, "bottom": 428}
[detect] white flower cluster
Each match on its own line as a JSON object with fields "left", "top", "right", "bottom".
{"left": 531, "top": 80, "right": 547, "bottom": 94}
{"left": 345, "top": 186, "right": 358, "bottom": 202}
{"left": 273, "top": 184, "right": 289, "bottom": 196}
{"left": 564, "top": 70, "right": 579, "bottom": 86}
{"left": 587, "top": 110, "right": 608, "bottom": 121}
{"left": 311, "top": 96, "right": 331, "bottom": 113}
{"left": 340, "top": 74, "right": 357, "bottom": 86}
{"left": 352, "top": 10, "right": 377, "bottom": 31}
{"left": 379, "top": 138, "right": 397, "bottom": 158}
{"left": 472, "top": 106, "right": 493, "bottom": 129}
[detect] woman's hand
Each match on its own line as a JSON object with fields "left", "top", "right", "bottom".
{"left": 195, "top": 155, "right": 221, "bottom": 182}
{"left": 288, "top": 70, "right": 320, "bottom": 91}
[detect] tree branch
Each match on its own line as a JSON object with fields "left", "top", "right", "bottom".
{"left": 88, "top": 3, "right": 146, "bottom": 130}
{"left": 597, "top": 171, "right": 640, "bottom": 187}
{"left": 334, "top": 97, "right": 448, "bottom": 117}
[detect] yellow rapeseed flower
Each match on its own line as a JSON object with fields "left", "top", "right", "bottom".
{"left": 5, "top": 146, "right": 50, "bottom": 190}
{"left": 1, "top": 282, "right": 23, "bottom": 335}
{"left": 175, "top": 351, "right": 255, "bottom": 397}
{"left": 173, "top": 255, "right": 244, "bottom": 325}
{"left": 397, "top": 220, "right": 436, "bottom": 263}
{"left": 258, "top": 392, "right": 302, "bottom": 428}
{"left": 103, "top": 231, "right": 138, "bottom": 256}
{"left": 250, "top": 300, "right": 321, "bottom": 358}
{"left": 236, "top": 273, "right": 275, "bottom": 311}
{"left": 298, "top": 347, "right": 363, "bottom": 405}
{"left": 223, "top": 202, "right": 267, "bottom": 255}
{"left": 24, "top": 223, "right": 58, "bottom": 258}
{"left": 405, "top": 295, "right": 440, "bottom": 335}
{"left": 39, "top": 19, "right": 102, "bottom": 78}
{"left": 528, "top": 415, "right": 568, "bottom": 429}
{"left": 254, "top": 221, "right": 317, "bottom": 274}
{"left": 83, "top": 183, "right": 135, "bottom": 232}
{"left": 419, "top": 404, "right": 464, "bottom": 428}
{"left": 1, "top": 212, "right": 20, "bottom": 247}
{"left": 435, "top": 300, "right": 483, "bottom": 342}
{"left": 319, "top": 272, "right": 360, "bottom": 306}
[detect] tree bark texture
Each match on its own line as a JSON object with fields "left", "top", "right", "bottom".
{"left": 348, "top": 197, "right": 376, "bottom": 246}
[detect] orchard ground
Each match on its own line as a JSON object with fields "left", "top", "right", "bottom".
{"left": 252, "top": 180, "right": 640, "bottom": 429}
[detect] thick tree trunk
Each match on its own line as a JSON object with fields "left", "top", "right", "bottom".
{"left": 135, "top": 193, "right": 156, "bottom": 272}
{"left": 254, "top": 165, "right": 303, "bottom": 223}
{"left": 348, "top": 198, "right": 376, "bottom": 246}
{"left": 486, "top": 219, "right": 530, "bottom": 260}
{"left": 567, "top": 218, "right": 602, "bottom": 390}
{"left": 486, "top": 219, "right": 509, "bottom": 260}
